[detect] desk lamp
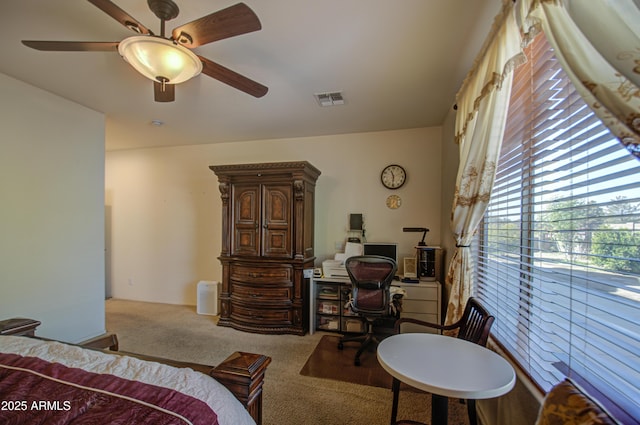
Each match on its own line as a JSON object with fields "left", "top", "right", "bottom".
{"left": 403, "top": 227, "right": 429, "bottom": 246}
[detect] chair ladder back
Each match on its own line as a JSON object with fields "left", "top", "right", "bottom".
{"left": 457, "top": 297, "right": 495, "bottom": 347}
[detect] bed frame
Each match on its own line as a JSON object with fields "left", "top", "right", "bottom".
{"left": 0, "top": 318, "right": 271, "bottom": 425}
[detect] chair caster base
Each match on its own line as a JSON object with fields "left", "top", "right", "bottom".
{"left": 354, "top": 358, "right": 361, "bottom": 366}
{"left": 338, "top": 342, "right": 344, "bottom": 350}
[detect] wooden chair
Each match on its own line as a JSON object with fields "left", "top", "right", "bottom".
{"left": 393, "top": 297, "right": 495, "bottom": 425}
{"left": 338, "top": 255, "right": 398, "bottom": 366}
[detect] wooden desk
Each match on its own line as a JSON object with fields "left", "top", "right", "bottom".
{"left": 311, "top": 276, "right": 441, "bottom": 335}
{"left": 377, "top": 333, "right": 516, "bottom": 425}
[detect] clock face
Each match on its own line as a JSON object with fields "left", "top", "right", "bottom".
{"left": 381, "top": 164, "right": 406, "bottom": 189}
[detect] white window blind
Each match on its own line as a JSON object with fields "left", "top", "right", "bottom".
{"left": 476, "top": 33, "right": 640, "bottom": 422}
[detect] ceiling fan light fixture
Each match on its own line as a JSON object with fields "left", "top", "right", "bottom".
{"left": 118, "top": 35, "right": 202, "bottom": 84}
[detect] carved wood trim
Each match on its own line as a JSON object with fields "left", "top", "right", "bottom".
{"left": 218, "top": 182, "right": 230, "bottom": 257}
{"left": 210, "top": 161, "right": 321, "bottom": 179}
{"left": 0, "top": 318, "right": 41, "bottom": 336}
{"left": 212, "top": 352, "right": 272, "bottom": 425}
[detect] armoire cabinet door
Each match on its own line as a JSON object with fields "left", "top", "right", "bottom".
{"left": 232, "top": 183, "right": 292, "bottom": 258}
{"left": 261, "top": 184, "right": 292, "bottom": 258}
{"left": 232, "top": 184, "right": 260, "bottom": 256}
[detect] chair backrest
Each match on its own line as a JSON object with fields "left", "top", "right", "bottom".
{"left": 457, "top": 297, "right": 495, "bottom": 347}
{"left": 345, "top": 255, "right": 397, "bottom": 315}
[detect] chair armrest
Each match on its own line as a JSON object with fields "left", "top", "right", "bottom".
{"left": 394, "top": 317, "right": 446, "bottom": 334}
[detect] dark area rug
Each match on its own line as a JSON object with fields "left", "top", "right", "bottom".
{"left": 299, "top": 334, "right": 394, "bottom": 388}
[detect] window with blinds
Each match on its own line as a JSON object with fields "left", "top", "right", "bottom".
{"left": 475, "top": 33, "right": 640, "bottom": 421}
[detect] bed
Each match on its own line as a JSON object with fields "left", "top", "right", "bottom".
{"left": 0, "top": 318, "right": 270, "bottom": 425}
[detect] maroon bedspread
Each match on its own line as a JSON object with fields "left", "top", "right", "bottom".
{"left": 0, "top": 352, "right": 219, "bottom": 425}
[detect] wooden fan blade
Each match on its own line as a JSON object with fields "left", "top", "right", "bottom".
{"left": 87, "top": 0, "right": 152, "bottom": 35}
{"left": 154, "top": 81, "right": 175, "bottom": 102}
{"left": 22, "top": 40, "right": 119, "bottom": 52}
{"left": 199, "top": 55, "right": 268, "bottom": 98}
{"left": 172, "top": 3, "right": 261, "bottom": 48}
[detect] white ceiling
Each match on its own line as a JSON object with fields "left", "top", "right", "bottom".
{"left": 0, "top": 0, "right": 500, "bottom": 151}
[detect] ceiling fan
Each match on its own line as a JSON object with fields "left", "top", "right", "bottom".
{"left": 22, "top": 0, "right": 268, "bottom": 102}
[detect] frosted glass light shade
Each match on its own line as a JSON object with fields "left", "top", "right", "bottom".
{"left": 118, "top": 36, "right": 202, "bottom": 84}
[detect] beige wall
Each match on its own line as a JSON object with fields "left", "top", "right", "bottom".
{"left": 105, "top": 127, "right": 442, "bottom": 305}
{"left": 0, "top": 73, "right": 106, "bottom": 342}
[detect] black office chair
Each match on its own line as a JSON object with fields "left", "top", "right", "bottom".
{"left": 393, "top": 296, "right": 495, "bottom": 425}
{"left": 337, "top": 255, "right": 398, "bottom": 366}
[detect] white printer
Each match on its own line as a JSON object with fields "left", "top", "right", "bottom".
{"left": 321, "top": 242, "right": 363, "bottom": 277}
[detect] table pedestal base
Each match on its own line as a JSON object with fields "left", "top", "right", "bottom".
{"left": 390, "top": 378, "right": 449, "bottom": 425}
{"left": 391, "top": 377, "right": 401, "bottom": 424}
{"left": 431, "top": 394, "right": 448, "bottom": 425}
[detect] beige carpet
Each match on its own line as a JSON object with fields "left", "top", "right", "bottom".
{"left": 106, "top": 299, "right": 469, "bottom": 425}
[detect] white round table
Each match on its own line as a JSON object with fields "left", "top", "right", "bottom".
{"left": 377, "top": 333, "right": 516, "bottom": 425}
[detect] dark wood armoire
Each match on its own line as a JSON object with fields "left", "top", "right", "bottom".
{"left": 209, "top": 161, "right": 321, "bottom": 335}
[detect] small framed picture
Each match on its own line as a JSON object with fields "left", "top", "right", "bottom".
{"left": 403, "top": 257, "right": 417, "bottom": 278}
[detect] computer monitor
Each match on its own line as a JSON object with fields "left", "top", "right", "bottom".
{"left": 363, "top": 242, "right": 398, "bottom": 264}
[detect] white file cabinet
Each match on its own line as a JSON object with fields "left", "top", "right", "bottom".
{"left": 395, "top": 281, "right": 441, "bottom": 333}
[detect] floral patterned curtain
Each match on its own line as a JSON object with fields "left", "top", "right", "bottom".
{"left": 445, "top": 1, "right": 524, "bottom": 325}
{"left": 516, "top": 0, "right": 640, "bottom": 160}
{"left": 446, "top": 0, "right": 640, "bottom": 325}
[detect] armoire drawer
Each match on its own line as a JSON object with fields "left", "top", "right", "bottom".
{"left": 230, "top": 264, "right": 292, "bottom": 284}
{"left": 230, "top": 303, "right": 293, "bottom": 326}
{"left": 231, "top": 283, "right": 292, "bottom": 303}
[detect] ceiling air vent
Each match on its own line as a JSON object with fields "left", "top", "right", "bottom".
{"left": 314, "top": 91, "right": 345, "bottom": 107}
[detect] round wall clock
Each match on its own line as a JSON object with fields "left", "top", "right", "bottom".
{"left": 386, "top": 194, "right": 402, "bottom": 209}
{"left": 381, "top": 164, "right": 406, "bottom": 189}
